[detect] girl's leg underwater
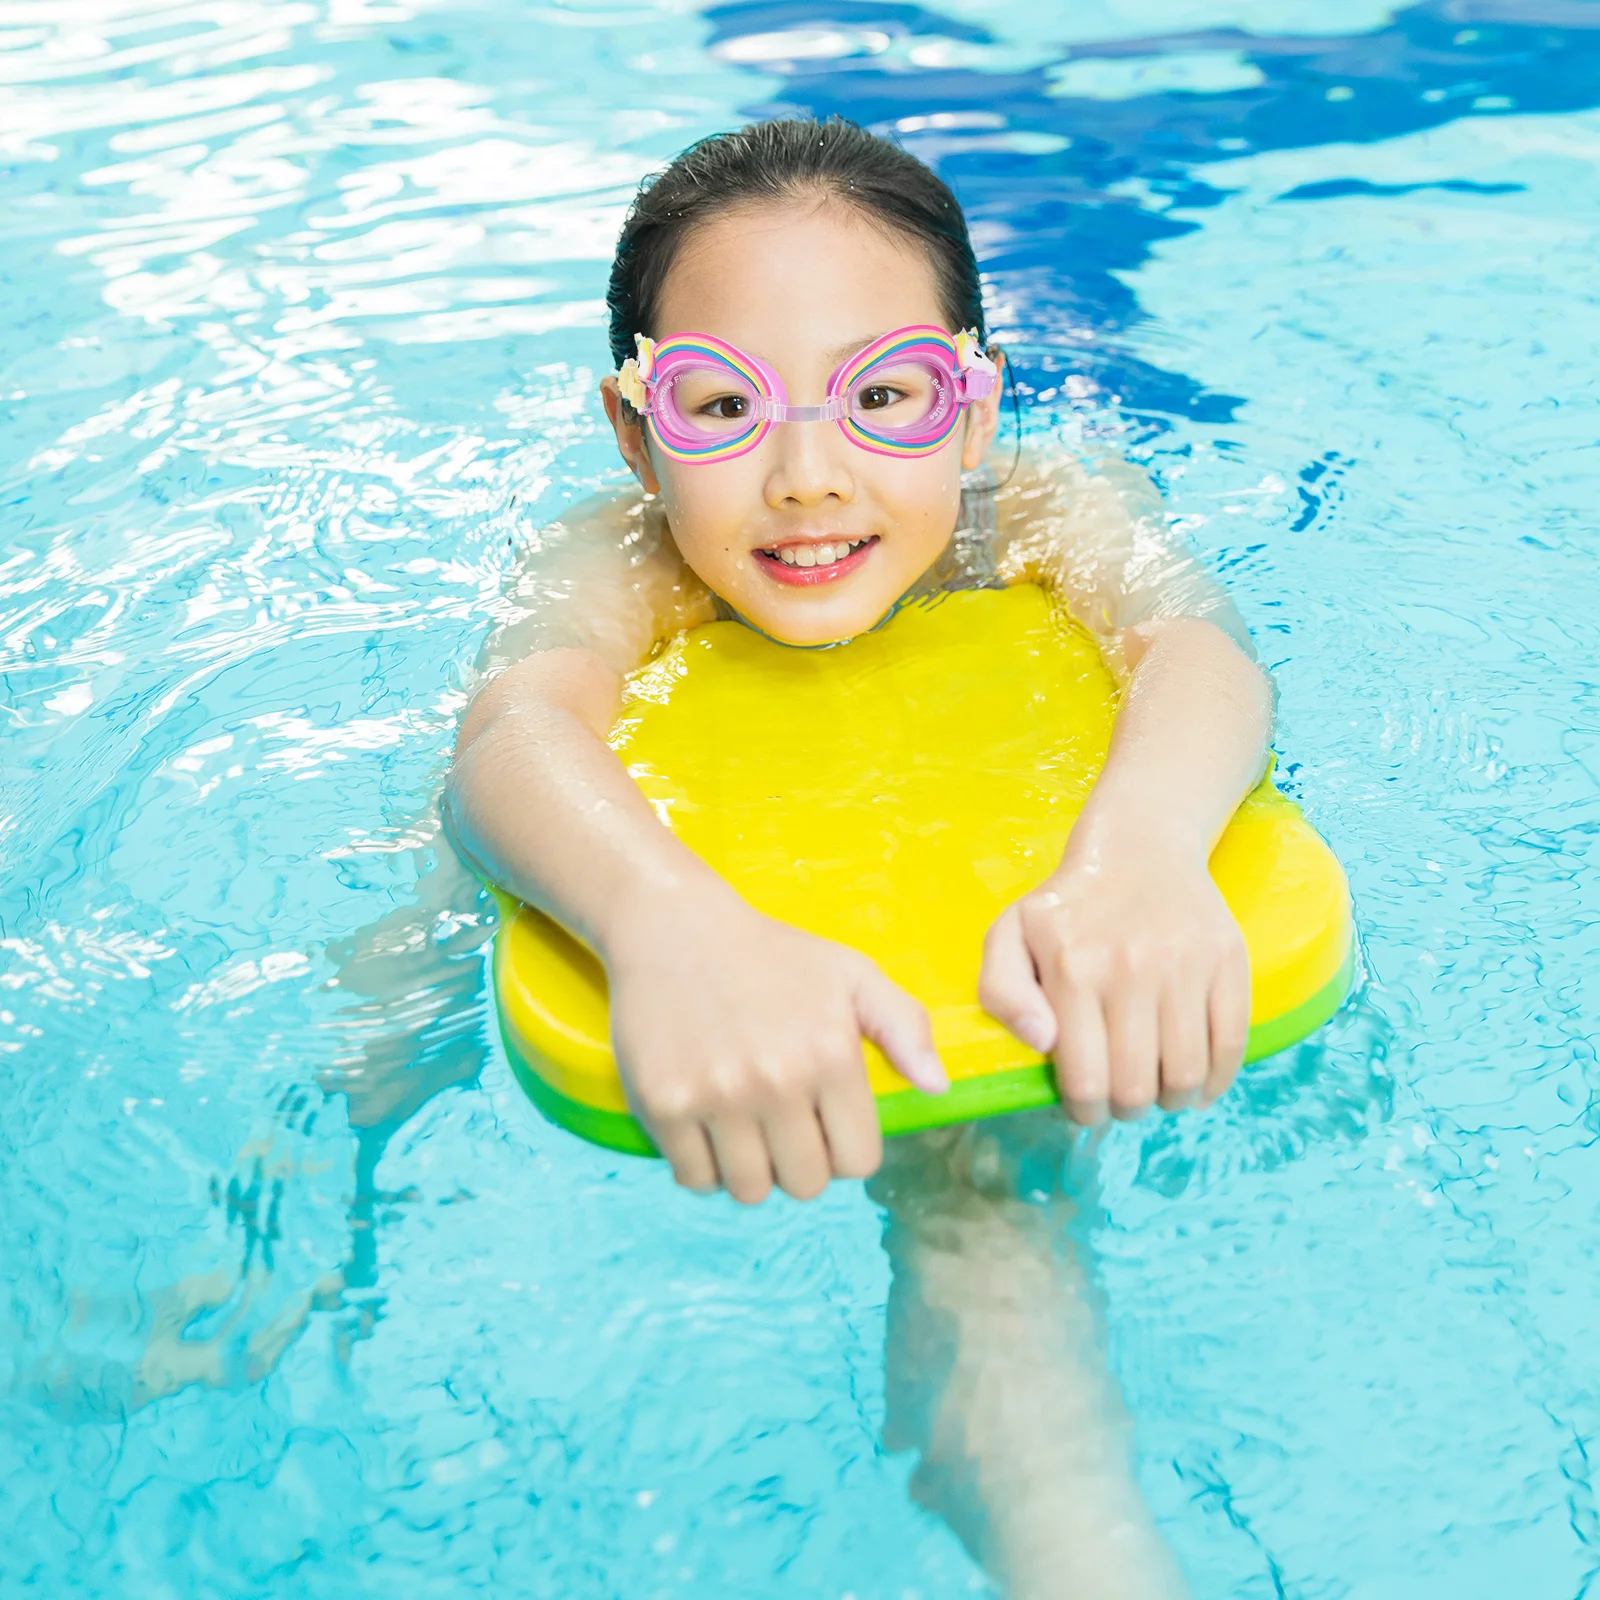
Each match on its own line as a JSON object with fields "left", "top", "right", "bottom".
{"left": 95, "top": 838, "right": 493, "bottom": 1415}
{"left": 871, "top": 1120, "right": 1189, "bottom": 1600}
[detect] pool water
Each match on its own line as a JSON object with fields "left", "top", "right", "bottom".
{"left": 5, "top": 3, "right": 1600, "bottom": 1595}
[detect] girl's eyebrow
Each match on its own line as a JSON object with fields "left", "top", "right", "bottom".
{"left": 823, "top": 333, "right": 888, "bottom": 365}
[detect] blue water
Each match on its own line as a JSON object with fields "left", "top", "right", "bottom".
{"left": 6, "top": 2, "right": 1600, "bottom": 1594}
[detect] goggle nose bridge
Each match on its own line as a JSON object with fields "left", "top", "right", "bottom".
{"left": 754, "top": 396, "right": 848, "bottom": 424}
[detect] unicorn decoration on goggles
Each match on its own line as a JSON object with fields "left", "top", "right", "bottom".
{"left": 618, "top": 325, "right": 998, "bottom": 464}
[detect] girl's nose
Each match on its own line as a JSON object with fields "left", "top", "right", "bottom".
{"left": 762, "top": 418, "right": 856, "bottom": 509}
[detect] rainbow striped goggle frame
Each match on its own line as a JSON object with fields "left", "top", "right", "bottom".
{"left": 617, "top": 325, "right": 997, "bottom": 464}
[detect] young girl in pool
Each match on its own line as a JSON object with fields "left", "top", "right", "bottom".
{"left": 446, "top": 119, "right": 1270, "bottom": 1598}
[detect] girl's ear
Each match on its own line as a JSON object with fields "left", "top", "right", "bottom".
{"left": 600, "top": 376, "right": 662, "bottom": 495}
{"left": 960, "top": 347, "right": 1006, "bottom": 472}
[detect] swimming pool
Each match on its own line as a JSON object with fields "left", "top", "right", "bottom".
{"left": 5, "top": 1, "right": 1600, "bottom": 1593}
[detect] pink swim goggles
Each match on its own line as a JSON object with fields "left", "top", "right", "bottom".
{"left": 617, "top": 324, "right": 998, "bottom": 464}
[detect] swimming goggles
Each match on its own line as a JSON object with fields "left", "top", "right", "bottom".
{"left": 617, "top": 324, "right": 998, "bottom": 464}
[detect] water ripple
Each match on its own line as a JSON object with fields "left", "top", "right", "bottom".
{"left": 6, "top": 1, "right": 1600, "bottom": 1595}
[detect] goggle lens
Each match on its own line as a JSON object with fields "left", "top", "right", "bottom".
{"left": 648, "top": 359, "right": 766, "bottom": 455}
{"left": 846, "top": 357, "right": 958, "bottom": 444}
{"left": 661, "top": 367, "right": 763, "bottom": 438}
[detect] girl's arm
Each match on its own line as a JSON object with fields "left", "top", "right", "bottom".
{"left": 980, "top": 454, "right": 1273, "bottom": 1122}
{"left": 447, "top": 497, "right": 945, "bottom": 1201}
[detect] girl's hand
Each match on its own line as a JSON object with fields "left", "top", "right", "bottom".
{"left": 978, "top": 826, "right": 1250, "bottom": 1124}
{"left": 604, "top": 890, "right": 947, "bottom": 1203}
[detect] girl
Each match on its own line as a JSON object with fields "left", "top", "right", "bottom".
{"left": 446, "top": 118, "right": 1271, "bottom": 1595}
{"left": 448, "top": 118, "right": 1269, "bottom": 1203}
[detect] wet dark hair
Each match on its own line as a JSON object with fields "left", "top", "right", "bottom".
{"left": 605, "top": 117, "right": 986, "bottom": 370}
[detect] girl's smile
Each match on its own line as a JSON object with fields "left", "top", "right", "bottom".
{"left": 754, "top": 535, "right": 878, "bottom": 585}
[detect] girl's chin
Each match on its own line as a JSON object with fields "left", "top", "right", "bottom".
{"left": 736, "top": 588, "right": 903, "bottom": 647}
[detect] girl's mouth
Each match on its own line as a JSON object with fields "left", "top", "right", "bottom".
{"left": 754, "top": 536, "right": 877, "bottom": 587}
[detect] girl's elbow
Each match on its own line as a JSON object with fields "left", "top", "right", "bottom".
{"left": 1126, "top": 616, "right": 1276, "bottom": 714}
{"left": 1122, "top": 612, "right": 1248, "bottom": 670}
{"left": 453, "top": 681, "right": 510, "bottom": 765}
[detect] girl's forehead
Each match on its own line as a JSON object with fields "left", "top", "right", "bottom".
{"left": 655, "top": 202, "right": 947, "bottom": 355}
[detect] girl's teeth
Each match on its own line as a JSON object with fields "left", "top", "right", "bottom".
{"left": 772, "top": 540, "right": 862, "bottom": 569}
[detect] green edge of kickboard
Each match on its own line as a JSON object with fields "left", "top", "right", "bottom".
{"left": 500, "top": 942, "right": 1358, "bottom": 1159}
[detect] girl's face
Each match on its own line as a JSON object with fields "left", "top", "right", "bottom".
{"left": 601, "top": 201, "right": 1002, "bottom": 647}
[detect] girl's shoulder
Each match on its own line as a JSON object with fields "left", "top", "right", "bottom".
{"left": 480, "top": 489, "right": 713, "bottom": 679}
{"left": 994, "top": 446, "right": 1163, "bottom": 527}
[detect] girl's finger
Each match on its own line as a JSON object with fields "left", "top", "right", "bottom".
{"left": 1156, "top": 980, "right": 1210, "bottom": 1113}
{"left": 706, "top": 1115, "right": 775, "bottom": 1206}
{"left": 653, "top": 1119, "right": 719, "bottom": 1193}
{"left": 1043, "top": 979, "right": 1111, "bottom": 1125}
{"left": 1105, "top": 983, "right": 1160, "bottom": 1121}
{"left": 817, "top": 1072, "right": 884, "bottom": 1181}
{"left": 853, "top": 965, "right": 947, "bottom": 1094}
{"left": 1205, "top": 943, "right": 1252, "bottom": 1103}
{"left": 762, "top": 1102, "right": 835, "bottom": 1201}
{"left": 978, "top": 904, "right": 1058, "bottom": 1055}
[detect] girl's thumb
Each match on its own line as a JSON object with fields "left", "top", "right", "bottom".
{"left": 854, "top": 967, "right": 948, "bottom": 1095}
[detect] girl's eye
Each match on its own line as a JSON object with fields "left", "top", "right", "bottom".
{"left": 856, "top": 384, "right": 901, "bottom": 412}
{"left": 700, "top": 393, "right": 749, "bottom": 420}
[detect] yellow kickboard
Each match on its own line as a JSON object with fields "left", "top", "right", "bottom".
{"left": 493, "top": 583, "right": 1354, "bottom": 1155}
